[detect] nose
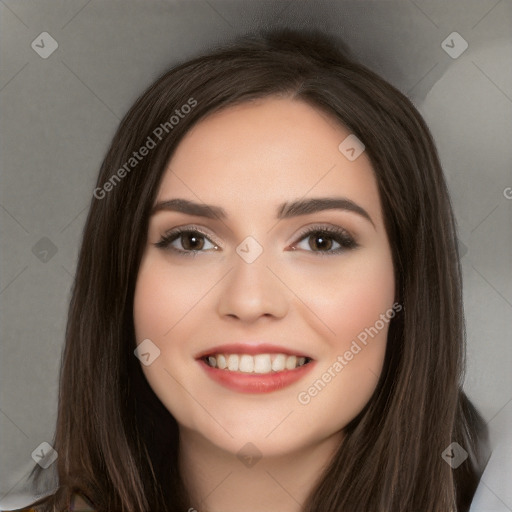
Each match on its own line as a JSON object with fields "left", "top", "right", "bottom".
{"left": 216, "top": 247, "right": 289, "bottom": 323}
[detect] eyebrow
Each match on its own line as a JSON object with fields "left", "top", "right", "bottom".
{"left": 151, "top": 197, "right": 375, "bottom": 228}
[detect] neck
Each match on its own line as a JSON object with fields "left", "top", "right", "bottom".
{"left": 178, "top": 428, "right": 344, "bottom": 512}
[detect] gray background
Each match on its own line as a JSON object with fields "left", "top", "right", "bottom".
{"left": 1, "top": 0, "right": 511, "bottom": 510}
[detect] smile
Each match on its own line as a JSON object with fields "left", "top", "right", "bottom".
{"left": 197, "top": 353, "right": 315, "bottom": 394}
{"left": 203, "top": 353, "right": 312, "bottom": 373}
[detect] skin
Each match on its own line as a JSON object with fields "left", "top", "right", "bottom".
{"left": 133, "top": 96, "right": 396, "bottom": 512}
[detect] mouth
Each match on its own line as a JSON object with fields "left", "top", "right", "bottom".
{"left": 195, "top": 345, "right": 316, "bottom": 393}
{"left": 201, "top": 353, "right": 313, "bottom": 374}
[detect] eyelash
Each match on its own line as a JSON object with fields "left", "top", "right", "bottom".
{"left": 154, "top": 224, "right": 359, "bottom": 257}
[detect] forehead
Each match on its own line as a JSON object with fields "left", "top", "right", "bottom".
{"left": 155, "top": 97, "right": 381, "bottom": 223}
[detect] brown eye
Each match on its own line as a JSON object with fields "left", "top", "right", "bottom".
{"left": 179, "top": 232, "right": 205, "bottom": 251}
{"left": 307, "top": 232, "right": 335, "bottom": 251}
{"left": 155, "top": 228, "right": 219, "bottom": 256}
{"left": 292, "top": 226, "right": 358, "bottom": 255}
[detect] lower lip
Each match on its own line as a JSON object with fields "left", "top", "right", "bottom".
{"left": 197, "top": 358, "right": 316, "bottom": 393}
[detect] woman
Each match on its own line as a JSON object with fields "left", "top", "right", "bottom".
{"left": 10, "top": 27, "right": 490, "bottom": 512}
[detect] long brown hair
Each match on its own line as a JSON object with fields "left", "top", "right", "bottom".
{"left": 23, "top": 28, "right": 490, "bottom": 512}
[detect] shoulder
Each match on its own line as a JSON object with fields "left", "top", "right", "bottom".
{"left": 69, "top": 492, "right": 96, "bottom": 511}
{"left": 469, "top": 412, "right": 512, "bottom": 511}
{"left": 2, "top": 492, "right": 96, "bottom": 512}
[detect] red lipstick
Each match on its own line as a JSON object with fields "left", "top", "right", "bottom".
{"left": 196, "top": 343, "right": 316, "bottom": 393}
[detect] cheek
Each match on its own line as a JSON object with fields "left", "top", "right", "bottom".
{"left": 133, "top": 255, "right": 205, "bottom": 342}
{"left": 132, "top": 257, "right": 202, "bottom": 426}
{"left": 292, "top": 247, "right": 395, "bottom": 427}
{"left": 329, "top": 262, "right": 395, "bottom": 352}
{"left": 292, "top": 245, "right": 396, "bottom": 352}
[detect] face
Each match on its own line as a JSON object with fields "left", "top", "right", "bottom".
{"left": 133, "top": 97, "right": 396, "bottom": 458}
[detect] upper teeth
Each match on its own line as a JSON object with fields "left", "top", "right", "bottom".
{"left": 205, "top": 353, "right": 308, "bottom": 373}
